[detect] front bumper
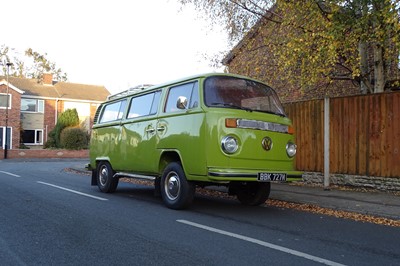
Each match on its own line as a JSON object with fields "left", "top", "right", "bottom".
{"left": 208, "top": 168, "right": 303, "bottom": 182}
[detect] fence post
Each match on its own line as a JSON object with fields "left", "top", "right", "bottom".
{"left": 324, "top": 97, "right": 330, "bottom": 190}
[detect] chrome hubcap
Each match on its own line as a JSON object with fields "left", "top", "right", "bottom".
{"left": 164, "top": 172, "right": 181, "bottom": 201}
{"left": 99, "top": 166, "right": 108, "bottom": 186}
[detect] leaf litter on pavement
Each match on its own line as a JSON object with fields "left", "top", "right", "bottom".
{"left": 66, "top": 168, "right": 399, "bottom": 227}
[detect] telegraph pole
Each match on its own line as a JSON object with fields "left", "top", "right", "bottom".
{"left": 4, "top": 62, "right": 13, "bottom": 159}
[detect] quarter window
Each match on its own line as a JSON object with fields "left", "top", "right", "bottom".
{"left": 99, "top": 99, "right": 127, "bottom": 123}
{"left": 164, "top": 82, "right": 199, "bottom": 113}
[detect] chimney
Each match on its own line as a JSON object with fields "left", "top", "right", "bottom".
{"left": 43, "top": 73, "right": 53, "bottom": 85}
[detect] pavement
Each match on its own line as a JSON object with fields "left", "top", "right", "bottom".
{"left": 270, "top": 183, "right": 400, "bottom": 220}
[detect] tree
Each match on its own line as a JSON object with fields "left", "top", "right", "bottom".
{"left": 45, "top": 109, "right": 80, "bottom": 148}
{"left": 179, "top": 0, "right": 400, "bottom": 94}
{"left": 0, "top": 44, "right": 68, "bottom": 82}
{"left": 25, "top": 48, "right": 68, "bottom": 82}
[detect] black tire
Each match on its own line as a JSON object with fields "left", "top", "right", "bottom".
{"left": 160, "top": 162, "right": 195, "bottom": 210}
{"left": 96, "top": 161, "right": 119, "bottom": 193}
{"left": 236, "top": 182, "right": 271, "bottom": 206}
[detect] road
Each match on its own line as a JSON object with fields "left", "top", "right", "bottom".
{"left": 0, "top": 159, "right": 399, "bottom": 266}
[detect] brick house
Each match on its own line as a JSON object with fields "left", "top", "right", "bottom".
{"left": 0, "top": 73, "right": 110, "bottom": 150}
{"left": 222, "top": 11, "right": 400, "bottom": 102}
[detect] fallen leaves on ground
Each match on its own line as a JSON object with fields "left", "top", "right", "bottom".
{"left": 65, "top": 168, "right": 91, "bottom": 176}
{"left": 120, "top": 178, "right": 400, "bottom": 227}
{"left": 290, "top": 181, "right": 400, "bottom": 196}
{"left": 266, "top": 199, "right": 400, "bottom": 227}
{"left": 67, "top": 169, "right": 399, "bottom": 227}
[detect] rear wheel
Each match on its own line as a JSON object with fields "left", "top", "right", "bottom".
{"left": 235, "top": 182, "right": 271, "bottom": 206}
{"left": 160, "top": 162, "right": 195, "bottom": 210}
{"left": 96, "top": 161, "right": 119, "bottom": 193}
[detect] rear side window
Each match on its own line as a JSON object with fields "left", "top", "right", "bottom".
{"left": 127, "top": 91, "right": 161, "bottom": 119}
{"left": 99, "top": 99, "right": 127, "bottom": 123}
{"left": 164, "top": 81, "right": 199, "bottom": 113}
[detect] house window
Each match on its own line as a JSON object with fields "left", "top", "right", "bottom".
{"left": 0, "top": 127, "right": 12, "bottom": 149}
{"left": 0, "top": 93, "right": 11, "bottom": 109}
{"left": 64, "top": 101, "right": 91, "bottom": 130}
{"left": 64, "top": 102, "right": 90, "bottom": 116}
{"left": 21, "top": 99, "right": 44, "bottom": 113}
{"left": 22, "top": 129, "right": 43, "bottom": 145}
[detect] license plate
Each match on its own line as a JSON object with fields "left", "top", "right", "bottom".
{"left": 257, "top": 173, "right": 287, "bottom": 181}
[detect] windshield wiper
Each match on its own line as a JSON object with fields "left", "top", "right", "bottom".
{"left": 210, "top": 103, "right": 286, "bottom": 116}
{"left": 210, "top": 103, "right": 253, "bottom": 112}
{"left": 256, "top": 109, "right": 286, "bottom": 117}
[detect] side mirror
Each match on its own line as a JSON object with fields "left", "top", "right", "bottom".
{"left": 176, "top": 96, "right": 188, "bottom": 110}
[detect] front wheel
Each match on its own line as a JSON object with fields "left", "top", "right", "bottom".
{"left": 160, "top": 162, "right": 195, "bottom": 210}
{"left": 96, "top": 161, "right": 119, "bottom": 193}
{"left": 235, "top": 182, "right": 271, "bottom": 206}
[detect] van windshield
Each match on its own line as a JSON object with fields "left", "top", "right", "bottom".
{"left": 204, "top": 76, "right": 286, "bottom": 116}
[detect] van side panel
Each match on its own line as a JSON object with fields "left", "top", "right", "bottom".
{"left": 118, "top": 117, "right": 159, "bottom": 173}
{"left": 157, "top": 111, "right": 207, "bottom": 178}
{"left": 90, "top": 122, "right": 121, "bottom": 168}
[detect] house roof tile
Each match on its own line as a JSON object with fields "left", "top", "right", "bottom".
{"left": 0, "top": 76, "right": 110, "bottom": 102}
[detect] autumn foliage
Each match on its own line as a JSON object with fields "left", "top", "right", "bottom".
{"left": 180, "top": 0, "right": 400, "bottom": 99}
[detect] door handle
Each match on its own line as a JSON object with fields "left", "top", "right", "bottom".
{"left": 157, "top": 126, "right": 166, "bottom": 132}
{"left": 146, "top": 127, "right": 155, "bottom": 134}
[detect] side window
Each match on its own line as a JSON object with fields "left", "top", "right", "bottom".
{"left": 127, "top": 91, "right": 161, "bottom": 119}
{"left": 99, "top": 99, "right": 127, "bottom": 123}
{"left": 164, "top": 81, "right": 198, "bottom": 113}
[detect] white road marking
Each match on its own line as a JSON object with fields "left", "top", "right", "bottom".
{"left": 0, "top": 171, "right": 21, "bottom": 177}
{"left": 177, "top": 219, "right": 346, "bottom": 266}
{"left": 37, "top": 181, "right": 108, "bottom": 201}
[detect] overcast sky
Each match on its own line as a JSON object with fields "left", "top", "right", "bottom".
{"left": 2, "top": 0, "right": 228, "bottom": 94}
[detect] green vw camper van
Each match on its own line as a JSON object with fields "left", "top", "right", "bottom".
{"left": 88, "top": 73, "right": 302, "bottom": 209}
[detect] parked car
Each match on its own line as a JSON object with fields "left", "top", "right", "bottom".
{"left": 88, "top": 73, "right": 302, "bottom": 209}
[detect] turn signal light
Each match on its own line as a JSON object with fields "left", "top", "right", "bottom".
{"left": 288, "top": 126, "right": 295, "bottom": 135}
{"left": 225, "top": 118, "right": 237, "bottom": 128}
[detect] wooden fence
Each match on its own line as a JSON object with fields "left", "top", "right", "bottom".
{"left": 284, "top": 91, "right": 400, "bottom": 178}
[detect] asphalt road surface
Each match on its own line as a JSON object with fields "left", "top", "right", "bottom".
{"left": 0, "top": 159, "right": 399, "bottom": 266}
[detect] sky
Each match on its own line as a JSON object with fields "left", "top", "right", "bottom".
{"left": 2, "top": 0, "right": 229, "bottom": 94}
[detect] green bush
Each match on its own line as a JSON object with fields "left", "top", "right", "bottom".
{"left": 46, "top": 108, "right": 80, "bottom": 148}
{"left": 44, "top": 137, "right": 56, "bottom": 149}
{"left": 60, "top": 127, "right": 89, "bottom": 150}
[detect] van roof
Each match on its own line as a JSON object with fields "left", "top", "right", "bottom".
{"left": 107, "top": 84, "right": 154, "bottom": 100}
{"left": 106, "top": 72, "right": 264, "bottom": 101}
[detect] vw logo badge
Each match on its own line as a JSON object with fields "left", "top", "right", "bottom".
{"left": 261, "top": 137, "right": 273, "bottom": 151}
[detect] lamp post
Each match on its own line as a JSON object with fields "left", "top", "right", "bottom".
{"left": 4, "top": 62, "right": 13, "bottom": 159}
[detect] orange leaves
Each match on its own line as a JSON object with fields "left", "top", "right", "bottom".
{"left": 267, "top": 199, "right": 400, "bottom": 227}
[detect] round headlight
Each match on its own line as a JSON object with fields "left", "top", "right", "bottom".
{"left": 286, "top": 141, "right": 297, "bottom": 157}
{"left": 221, "top": 136, "right": 239, "bottom": 154}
